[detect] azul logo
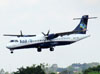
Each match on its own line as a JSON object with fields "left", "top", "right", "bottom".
{"left": 80, "top": 24, "right": 86, "bottom": 30}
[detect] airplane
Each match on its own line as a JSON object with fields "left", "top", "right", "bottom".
{"left": 4, "top": 15, "right": 97, "bottom": 53}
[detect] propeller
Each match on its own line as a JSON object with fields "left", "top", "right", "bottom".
{"left": 42, "top": 30, "right": 50, "bottom": 36}
{"left": 42, "top": 30, "right": 50, "bottom": 39}
{"left": 42, "top": 30, "right": 58, "bottom": 40}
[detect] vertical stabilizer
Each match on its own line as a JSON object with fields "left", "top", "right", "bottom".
{"left": 74, "top": 15, "right": 88, "bottom": 34}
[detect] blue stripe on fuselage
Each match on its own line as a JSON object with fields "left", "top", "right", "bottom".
{"left": 10, "top": 41, "right": 75, "bottom": 49}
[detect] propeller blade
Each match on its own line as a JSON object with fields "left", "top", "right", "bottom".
{"left": 47, "top": 30, "right": 50, "bottom": 36}
{"left": 20, "top": 30, "right": 23, "bottom": 36}
{"left": 42, "top": 30, "right": 50, "bottom": 36}
{"left": 42, "top": 32, "right": 46, "bottom": 36}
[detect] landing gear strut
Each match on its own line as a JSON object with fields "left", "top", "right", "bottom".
{"left": 37, "top": 48, "right": 42, "bottom": 52}
{"left": 10, "top": 49, "right": 14, "bottom": 54}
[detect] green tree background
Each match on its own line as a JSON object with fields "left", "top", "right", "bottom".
{"left": 14, "top": 64, "right": 45, "bottom": 74}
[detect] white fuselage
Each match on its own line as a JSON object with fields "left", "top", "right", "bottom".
{"left": 6, "top": 34, "right": 90, "bottom": 50}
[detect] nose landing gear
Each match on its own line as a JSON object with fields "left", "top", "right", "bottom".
{"left": 10, "top": 49, "right": 14, "bottom": 54}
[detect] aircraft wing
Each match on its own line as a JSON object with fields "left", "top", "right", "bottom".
{"left": 4, "top": 30, "right": 36, "bottom": 37}
{"left": 55, "top": 30, "right": 85, "bottom": 36}
{"left": 3, "top": 34, "right": 36, "bottom": 37}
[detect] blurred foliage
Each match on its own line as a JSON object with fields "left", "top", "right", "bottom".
{"left": 0, "top": 62, "right": 99, "bottom": 74}
{"left": 83, "top": 65, "right": 100, "bottom": 74}
{"left": 50, "top": 72, "right": 56, "bottom": 74}
{"left": 13, "top": 64, "right": 45, "bottom": 74}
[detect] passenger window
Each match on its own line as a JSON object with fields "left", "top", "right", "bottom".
{"left": 29, "top": 39, "right": 33, "bottom": 42}
{"left": 15, "top": 40, "right": 18, "bottom": 42}
{"left": 10, "top": 40, "right": 14, "bottom": 42}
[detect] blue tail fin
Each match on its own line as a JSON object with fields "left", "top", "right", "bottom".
{"left": 74, "top": 15, "right": 88, "bottom": 34}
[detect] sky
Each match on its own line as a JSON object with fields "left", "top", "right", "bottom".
{"left": 0, "top": 0, "right": 100, "bottom": 72}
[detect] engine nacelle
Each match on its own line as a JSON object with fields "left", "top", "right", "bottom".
{"left": 47, "top": 34, "right": 58, "bottom": 40}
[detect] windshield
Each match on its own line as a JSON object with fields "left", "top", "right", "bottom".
{"left": 10, "top": 40, "right": 18, "bottom": 42}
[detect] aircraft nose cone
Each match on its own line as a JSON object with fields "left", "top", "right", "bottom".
{"left": 6, "top": 44, "right": 11, "bottom": 49}
{"left": 6, "top": 45, "right": 10, "bottom": 49}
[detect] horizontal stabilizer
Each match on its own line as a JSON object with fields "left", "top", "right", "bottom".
{"left": 73, "top": 17, "right": 97, "bottom": 20}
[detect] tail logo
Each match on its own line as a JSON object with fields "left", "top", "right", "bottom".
{"left": 80, "top": 23, "right": 87, "bottom": 31}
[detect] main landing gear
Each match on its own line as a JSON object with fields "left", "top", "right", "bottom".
{"left": 37, "top": 47, "right": 42, "bottom": 52}
{"left": 50, "top": 47, "right": 54, "bottom": 51}
{"left": 37, "top": 47, "right": 54, "bottom": 52}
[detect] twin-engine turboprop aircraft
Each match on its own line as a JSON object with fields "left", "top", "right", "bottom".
{"left": 4, "top": 15, "right": 96, "bottom": 53}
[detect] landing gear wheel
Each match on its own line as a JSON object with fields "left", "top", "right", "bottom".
{"left": 37, "top": 48, "right": 42, "bottom": 52}
{"left": 11, "top": 51, "right": 13, "bottom": 54}
{"left": 10, "top": 49, "right": 14, "bottom": 54}
{"left": 50, "top": 47, "right": 54, "bottom": 51}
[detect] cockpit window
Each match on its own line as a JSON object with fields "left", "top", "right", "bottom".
{"left": 10, "top": 40, "right": 18, "bottom": 42}
{"left": 10, "top": 40, "right": 14, "bottom": 42}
